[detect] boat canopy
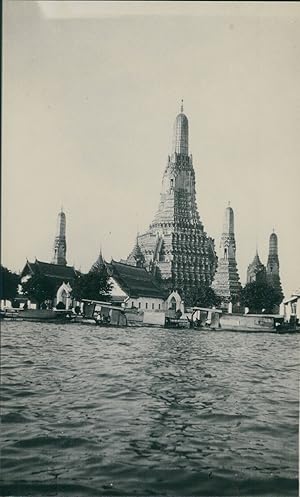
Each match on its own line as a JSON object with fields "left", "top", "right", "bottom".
{"left": 81, "top": 299, "right": 124, "bottom": 311}
{"left": 192, "top": 307, "right": 222, "bottom": 314}
{"left": 245, "top": 314, "right": 283, "bottom": 319}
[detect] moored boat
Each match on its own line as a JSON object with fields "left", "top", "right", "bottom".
{"left": 81, "top": 299, "right": 127, "bottom": 327}
{"left": 190, "top": 307, "right": 299, "bottom": 333}
{"left": 0, "top": 308, "right": 77, "bottom": 323}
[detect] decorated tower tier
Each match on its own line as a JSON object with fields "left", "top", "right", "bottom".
{"left": 52, "top": 208, "right": 67, "bottom": 266}
{"left": 266, "top": 231, "right": 283, "bottom": 299}
{"left": 211, "top": 203, "right": 242, "bottom": 306}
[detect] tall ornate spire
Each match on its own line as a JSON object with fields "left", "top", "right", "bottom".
{"left": 212, "top": 204, "right": 241, "bottom": 306}
{"left": 172, "top": 101, "right": 189, "bottom": 155}
{"left": 52, "top": 209, "right": 67, "bottom": 266}
{"left": 268, "top": 231, "right": 278, "bottom": 258}
{"left": 223, "top": 202, "right": 234, "bottom": 235}
{"left": 266, "top": 231, "right": 283, "bottom": 299}
{"left": 127, "top": 104, "right": 217, "bottom": 302}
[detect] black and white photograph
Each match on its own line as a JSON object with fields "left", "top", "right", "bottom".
{"left": 1, "top": 1, "right": 299, "bottom": 496}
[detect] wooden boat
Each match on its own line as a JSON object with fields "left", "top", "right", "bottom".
{"left": 81, "top": 299, "right": 127, "bottom": 327}
{"left": 0, "top": 308, "right": 77, "bottom": 322}
{"left": 19, "top": 308, "right": 76, "bottom": 322}
{"left": 222, "top": 313, "right": 299, "bottom": 333}
{"left": 188, "top": 307, "right": 222, "bottom": 330}
{"left": 0, "top": 308, "right": 21, "bottom": 321}
{"left": 190, "top": 308, "right": 299, "bottom": 333}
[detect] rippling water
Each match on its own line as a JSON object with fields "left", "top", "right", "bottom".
{"left": 1, "top": 321, "right": 299, "bottom": 496}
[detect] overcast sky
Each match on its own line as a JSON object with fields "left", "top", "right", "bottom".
{"left": 3, "top": 1, "right": 300, "bottom": 296}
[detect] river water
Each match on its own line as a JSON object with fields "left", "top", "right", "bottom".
{"left": 1, "top": 321, "right": 299, "bottom": 496}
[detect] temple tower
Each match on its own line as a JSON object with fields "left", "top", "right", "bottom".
{"left": 266, "top": 231, "right": 283, "bottom": 297}
{"left": 127, "top": 102, "right": 217, "bottom": 301}
{"left": 246, "top": 250, "right": 266, "bottom": 284}
{"left": 90, "top": 249, "right": 105, "bottom": 273}
{"left": 211, "top": 203, "right": 242, "bottom": 305}
{"left": 52, "top": 208, "right": 67, "bottom": 266}
{"left": 127, "top": 235, "right": 146, "bottom": 268}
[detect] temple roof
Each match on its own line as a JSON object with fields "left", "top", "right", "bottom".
{"left": 21, "top": 260, "right": 78, "bottom": 281}
{"left": 107, "top": 260, "right": 167, "bottom": 299}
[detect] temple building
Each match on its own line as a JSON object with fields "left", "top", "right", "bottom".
{"left": 20, "top": 259, "right": 78, "bottom": 308}
{"left": 52, "top": 208, "right": 67, "bottom": 266}
{"left": 211, "top": 203, "right": 242, "bottom": 306}
{"left": 106, "top": 260, "right": 168, "bottom": 310}
{"left": 246, "top": 251, "right": 267, "bottom": 284}
{"left": 127, "top": 103, "right": 217, "bottom": 302}
{"left": 88, "top": 251, "right": 167, "bottom": 309}
{"left": 21, "top": 260, "right": 77, "bottom": 286}
{"left": 266, "top": 231, "right": 283, "bottom": 298}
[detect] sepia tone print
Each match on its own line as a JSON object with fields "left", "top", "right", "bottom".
{"left": 1, "top": 2, "right": 299, "bottom": 497}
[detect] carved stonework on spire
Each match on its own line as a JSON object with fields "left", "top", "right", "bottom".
{"left": 266, "top": 231, "right": 283, "bottom": 298}
{"left": 52, "top": 209, "right": 67, "bottom": 266}
{"left": 172, "top": 102, "right": 189, "bottom": 156}
{"left": 212, "top": 204, "right": 241, "bottom": 306}
{"left": 127, "top": 105, "right": 217, "bottom": 302}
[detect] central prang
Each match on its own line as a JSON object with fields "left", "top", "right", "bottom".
{"left": 126, "top": 104, "right": 217, "bottom": 302}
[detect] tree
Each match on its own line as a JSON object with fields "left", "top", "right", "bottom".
{"left": 71, "top": 265, "right": 112, "bottom": 302}
{"left": 0, "top": 265, "right": 20, "bottom": 302}
{"left": 185, "top": 283, "right": 222, "bottom": 308}
{"left": 21, "top": 274, "right": 57, "bottom": 308}
{"left": 240, "top": 281, "right": 283, "bottom": 313}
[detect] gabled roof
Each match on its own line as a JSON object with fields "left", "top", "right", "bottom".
{"left": 21, "top": 260, "right": 78, "bottom": 281}
{"left": 107, "top": 260, "right": 167, "bottom": 299}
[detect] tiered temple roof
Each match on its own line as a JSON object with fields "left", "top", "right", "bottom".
{"left": 107, "top": 260, "right": 167, "bottom": 299}
{"left": 21, "top": 259, "right": 78, "bottom": 282}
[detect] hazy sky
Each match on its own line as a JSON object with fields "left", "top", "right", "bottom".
{"left": 3, "top": 1, "right": 300, "bottom": 296}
